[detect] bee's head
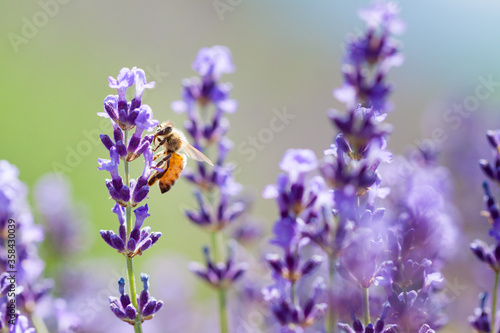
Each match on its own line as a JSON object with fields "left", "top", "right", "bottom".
{"left": 155, "top": 121, "right": 174, "bottom": 137}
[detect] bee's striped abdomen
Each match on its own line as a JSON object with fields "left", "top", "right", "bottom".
{"left": 158, "top": 153, "right": 184, "bottom": 193}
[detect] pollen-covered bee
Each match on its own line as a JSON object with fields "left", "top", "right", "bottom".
{"left": 148, "top": 121, "right": 213, "bottom": 193}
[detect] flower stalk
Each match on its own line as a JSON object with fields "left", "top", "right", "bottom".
{"left": 124, "top": 139, "right": 142, "bottom": 333}
{"left": 218, "top": 286, "right": 229, "bottom": 333}
{"left": 326, "top": 256, "right": 337, "bottom": 333}
{"left": 362, "top": 287, "right": 370, "bottom": 327}
{"left": 30, "top": 313, "right": 50, "bottom": 333}
{"left": 211, "top": 230, "right": 229, "bottom": 333}
{"left": 492, "top": 271, "right": 499, "bottom": 333}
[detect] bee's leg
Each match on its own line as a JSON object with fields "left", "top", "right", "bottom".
{"left": 148, "top": 154, "right": 172, "bottom": 186}
{"left": 149, "top": 153, "right": 171, "bottom": 186}
{"left": 153, "top": 138, "right": 168, "bottom": 152}
{"left": 155, "top": 153, "right": 172, "bottom": 169}
{"left": 152, "top": 151, "right": 164, "bottom": 161}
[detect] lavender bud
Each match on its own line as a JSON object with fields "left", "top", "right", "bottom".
{"left": 110, "top": 234, "right": 126, "bottom": 251}
{"left": 125, "top": 304, "right": 137, "bottom": 320}
{"left": 100, "top": 134, "right": 114, "bottom": 151}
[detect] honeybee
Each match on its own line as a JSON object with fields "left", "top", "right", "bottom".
{"left": 148, "top": 121, "right": 213, "bottom": 193}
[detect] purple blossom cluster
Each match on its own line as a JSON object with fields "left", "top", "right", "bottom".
{"left": 261, "top": 3, "right": 456, "bottom": 333}
{"left": 173, "top": 46, "right": 242, "bottom": 204}
{"left": 335, "top": 2, "right": 404, "bottom": 113}
{"left": 189, "top": 246, "right": 247, "bottom": 289}
{"left": 98, "top": 67, "right": 158, "bottom": 207}
{"left": 375, "top": 145, "right": 459, "bottom": 331}
{"left": 0, "top": 161, "right": 80, "bottom": 332}
{"left": 172, "top": 45, "right": 237, "bottom": 147}
{"left": 262, "top": 149, "right": 329, "bottom": 331}
{"left": 5, "top": 2, "right": 500, "bottom": 333}
{"left": 100, "top": 204, "right": 161, "bottom": 258}
{"left": 469, "top": 129, "right": 500, "bottom": 332}
{"left": 172, "top": 45, "right": 249, "bottom": 332}
{"left": 337, "top": 305, "right": 396, "bottom": 333}
{"left": 0, "top": 160, "right": 44, "bottom": 332}
{"left": 109, "top": 274, "right": 163, "bottom": 325}
{"left": 98, "top": 67, "right": 163, "bottom": 329}
{"left": 34, "top": 174, "right": 87, "bottom": 256}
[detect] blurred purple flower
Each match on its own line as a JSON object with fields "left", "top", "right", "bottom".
{"left": 329, "top": 107, "right": 393, "bottom": 157}
{"left": 470, "top": 239, "right": 500, "bottom": 272}
{"left": 479, "top": 130, "right": 500, "bottom": 185}
{"left": 279, "top": 149, "right": 318, "bottom": 183}
{"left": 337, "top": 228, "right": 385, "bottom": 289}
{"left": 263, "top": 277, "right": 327, "bottom": 330}
{"left": 189, "top": 246, "right": 247, "bottom": 289}
{"left": 34, "top": 174, "right": 88, "bottom": 255}
{"left": 481, "top": 181, "right": 500, "bottom": 242}
{"left": 468, "top": 293, "right": 491, "bottom": 333}
{"left": 358, "top": 3, "right": 405, "bottom": 33}
{"left": 192, "top": 46, "right": 235, "bottom": 82}
{"left": 172, "top": 45, "right": 237, "bottom": 146}
{"left": 174, "top": 48, "right": 250, "bottom": 321}
{"left": 338, "top": 305, "right": 396, "bottom": 333}
{"left": 320, "top": 137, "right": 380, "bottom": 196}
{"left": 4, "top": 314, "right": 35, "bottom": 333}
{"left": 380, "top": 147, "right": 460, "bottom": 266}
{"left": 0, "top": 161, "right": 81, "bottom": 332}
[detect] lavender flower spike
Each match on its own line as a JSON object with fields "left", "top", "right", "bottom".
{"left": 263, "top": 148, "right": 333, "bottom": 331}
{"left": 175, "top": 46, "right": 248, "bottom": 333}
{"left": 470, "top": 129, "right": 500, "bottom": 333}
{"left": 99, "top": 67, "right": 160, "bottom": 331}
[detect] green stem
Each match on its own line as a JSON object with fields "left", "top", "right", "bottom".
{"left": 492, "top": 271, "right": 499, "bottom": 333}
{"left": 218, "top": 287, "right": 229, "bottom": 333}
{"left": 30, "top": 313, "right": 49, "bottom": 333}
{"left": 362, "top": 287, "right": 370, "bottom": 327}
{"left": 403, "top": 290, "right": 409, "bottom": 333}
{"left": 124, "top": 129, "right": 143, "bottom": 333}
{"left": 326, "top": 256, "right": 337, "bottom": 333}
{"left": 211, "top": 230, "right": 225, "bottom": 263}
{"left": 211, "top": 231, "right": 229, "bottom": 333}
{"left": 291, "top": 280, "right": 297, "bottom": 306}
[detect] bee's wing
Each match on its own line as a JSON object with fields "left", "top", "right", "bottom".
{"left": 180, "top": 140, "right": 214, "bottom": 166}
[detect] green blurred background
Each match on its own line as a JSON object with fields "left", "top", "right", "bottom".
{"left": 2, "top": 1, "right": 500, "bottom": 331}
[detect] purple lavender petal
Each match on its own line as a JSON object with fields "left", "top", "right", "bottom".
{"left": 110, "top": 234, "right": 126, "bottom": 251}
{"left": 125, "top": 304, "right": 137, "bottom": 320}
{"left": 133, "top": 205, "right": 150, "bottom": 229}
{"left": 192, "top": 46, "right": 235, "bottom": 81}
